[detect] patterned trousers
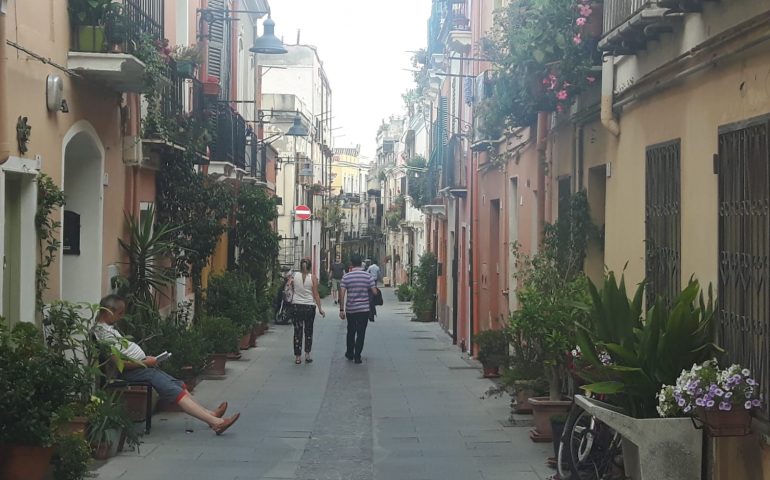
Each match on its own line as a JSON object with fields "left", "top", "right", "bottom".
{"left": 292, "top": 304, "right": 316, "bottom": 356}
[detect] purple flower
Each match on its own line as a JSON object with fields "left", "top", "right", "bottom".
{"left": 745, "top": 401, "right": 753, "bottom": 410}
{"left": 677, "top": 398, "right": 686, "bottom": 407}
{"left": 706, "top": 400, "right": 716, "bottom": 408}
{"left": 752, "top": 399, "right": 762, "bottom": 407}
{"left": 683, "top": 405, "right": 692, "bottom": 413}
{"left": 725, "top": 392, "right": 733, "bottom": 399}
{"left": 695, "top": 398, "right": 705, "bottom": 407}
{"left": 715, "top": 388, "right": 724, "bottom": 396}
{"left": 719, "top": 402, "right": 731, "bottom": 411}
{"left": 747, "top": 378, "right": 757, "bottom": 386}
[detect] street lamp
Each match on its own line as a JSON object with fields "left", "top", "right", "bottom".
{"left": 286, "top": 114, "right": 309, "bottom": 137}
{"left": 250, "top": 17, "right": 288, "bottom": 55}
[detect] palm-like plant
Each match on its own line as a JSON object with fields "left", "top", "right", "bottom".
{"left": 118, "top": 207, "right": 178, "bottom": 306}
{"left": 575, "top": 273, "right": 723, "bottom": 418}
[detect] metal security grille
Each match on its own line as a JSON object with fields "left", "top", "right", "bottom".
{"left": 645, "top": 139, "right": 681, "bottom": 306}
{"left": 717, "top": 116, "right": 770, "bottom": 419}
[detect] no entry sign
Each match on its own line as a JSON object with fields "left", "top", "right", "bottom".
{"left": 295, "top": 205, "right": 312, "bottom": 221}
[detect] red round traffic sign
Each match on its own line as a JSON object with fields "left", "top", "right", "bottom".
{"left": 295, "top": 205, "right": 312, "bottom": 221}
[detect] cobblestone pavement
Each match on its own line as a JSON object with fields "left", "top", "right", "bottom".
{"left": 93, "top": 289, "right": 552, "bottom": 480}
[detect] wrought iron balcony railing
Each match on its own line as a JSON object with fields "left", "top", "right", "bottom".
{"left": 210, "top": 104, "right": 247, "bottom": 169}
{"left": 71, "top": 0, "right": 164, "bottom": 54}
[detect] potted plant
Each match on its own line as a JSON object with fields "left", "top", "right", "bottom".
{"left": 197, "top": 316, "right": 241, "bottom": 375}
{"left": 86, "top": 391, "right": 139, "bottom": 460}
{"left": 171, "top": 44, "right": 203, "bottom": 78}
{"left": 411, "top": 252, "right": 437, "bottom": 322}
{"left": 573, "top": 274, "right": 722, "bottom": 480}
{"left": 658, "top": 359, "right": 761, "bottom": 437}
{"left": 473, "top": 329, "right": 509, "bottom": 378}
{"left": 396, "top": 283, "right": 414, "bottom": 302}
{"left": 68, "top": 0, "right": 113, "bottom": 53}
{"left": 103, "top": 2, "right": 127, "bottom": 52}
{"left": 205, "top": 271, "right": 259, "bottom": 351}
{"left": 0, "top": 323, "right": 87, "bottom": 480}
{"left": 51, "top": 433, "right": 92, "bottom": 480}
{"left": 203, "top": 75, "right": 221, "bottom": 96}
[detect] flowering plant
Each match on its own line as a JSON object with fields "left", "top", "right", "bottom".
{"left": 478, "top": 0, "right": 603, "bottom": 137}
{"left": 657, "top": 360, "right": 763, "bottom": 417}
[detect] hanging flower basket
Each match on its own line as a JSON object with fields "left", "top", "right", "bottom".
{"left": 694, "top": 408, "right": 753, "bottom": 437}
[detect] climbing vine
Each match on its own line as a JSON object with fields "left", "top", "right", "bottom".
{"left": 235, "top": 185, "right": 280, "bottom": 296}
{"left": 35, "top": 174, "right": 65, "bottom": 312}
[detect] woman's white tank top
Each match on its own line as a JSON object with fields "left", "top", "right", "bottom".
{"left": 292, "top": 272, "right": 314, "bottom": 305}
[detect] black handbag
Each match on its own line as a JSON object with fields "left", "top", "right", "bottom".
{"left": 372, "top": 287, "right": 384, "bottom": 306}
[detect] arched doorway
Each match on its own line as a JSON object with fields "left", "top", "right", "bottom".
{"left": 61, "top": 124, "right": 104, "bottom": 304}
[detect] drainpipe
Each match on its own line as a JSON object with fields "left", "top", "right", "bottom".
{"left": 0, "top": 1, "right": 10, "bottom": 164}
{"left": 536, "top": 112, "right": 549, "bottom": 240}
{"left": 601, "top": 55, "right": 620, "bottom": 137}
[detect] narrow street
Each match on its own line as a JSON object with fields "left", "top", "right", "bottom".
{"left": 93, "top": 289, "right": 551, "bottom": 480}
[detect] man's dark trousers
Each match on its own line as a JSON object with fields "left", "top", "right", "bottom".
{"left": 346, "top": 311, "right": 370, "bottom": 359}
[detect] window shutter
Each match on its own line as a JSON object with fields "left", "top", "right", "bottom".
{"left": 207, "top": 0, "right": 226, "bottom": 81}
{"left": 439, "top": 96, "right": 449, "bottom": 146}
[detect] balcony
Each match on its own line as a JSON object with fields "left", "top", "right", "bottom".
{"left": 210, "top": 104, "right": 247, "bottom": 170}
{"left": 440, "top": 1, "right": 471, "bottom": 53}
{"left": 600, "top": 0, "right": 690, "bottom": 55}
{"left": 68, "top": 0, "right": 164, "bottom": 92}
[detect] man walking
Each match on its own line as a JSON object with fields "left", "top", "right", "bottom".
{"left": 339, "top": 254, "right": 377, "bottom": 364}
{"left": 329, "top": 256, "right": 345, "bottom": 305}
{"left": 366, "top": 259, "right": 381, "bottom": 286}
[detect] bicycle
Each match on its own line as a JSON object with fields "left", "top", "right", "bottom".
{"left": 556, "top": 394, "right": 625, "bottom": 480}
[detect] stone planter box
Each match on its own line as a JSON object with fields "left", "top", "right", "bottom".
{"left": 576, "top": 395, "right": 702, "bottom": 480}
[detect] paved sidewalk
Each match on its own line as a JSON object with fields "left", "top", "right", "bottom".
{"left": 93, "top": 289, "right": 552, "bottom": 480}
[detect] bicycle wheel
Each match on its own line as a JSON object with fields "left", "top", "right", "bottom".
{"left": 558, "top": 402, "right": 624, "bottom": 479}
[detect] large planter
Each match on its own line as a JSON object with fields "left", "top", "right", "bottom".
{"left": 59, "top": 416, "right": 89, "bottom": 438}
{"left": 482, "top": 366, "right": 500, "bottom": 378}
{"left": 202, "top": 80, "right": 221, "bottom": 96}
{"left": 76, "top": 26, "right": 106, "bottom": 53}
{"left": 576, "top": 395, "right": 702, "bottom": 480}
{"left": 696, "top": 408, "right": 753, "bottom": 437}
{"left": 120, "top": 386, "right": 151, "bottom": 422}
{"left": 0, "top": 445, "right": 55, "bottom": 480}
{"left": 249, "top": 326, "right": 259, "bottom": 347}
{"left": 239, "top": 333, "right": 251, "bottom": 350}
{"left": 413, "top": 310, "right": 434, "bottom": 322}
{"left": 205, "top": 353, "right": 227, "bottom": 376}
{"left": 528, "top": 397, "right": 571, "bottom": 442}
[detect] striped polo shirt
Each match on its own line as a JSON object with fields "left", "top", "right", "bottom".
{"left": 341, "top": 268, "right": 375, "bottom": 313}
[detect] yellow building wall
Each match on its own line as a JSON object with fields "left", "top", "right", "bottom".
{"left": 604, "top": 46, "right": 770, "bottom": 480}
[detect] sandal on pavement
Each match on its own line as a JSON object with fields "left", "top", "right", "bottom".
{"left": 213, "top": 402, "right": 228, "bottom": 418}
{"left": 305, "top": 357, "right": 313, "bottom": 363}
{"left": 295, "top": 358, "right": 302, "bottom": 364}
{"left": 213, "top": 413, "right": 240, "bottom": 435}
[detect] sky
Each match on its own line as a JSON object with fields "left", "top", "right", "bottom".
{"left": 267, "top": 0, "right": 432, "bottom": 161}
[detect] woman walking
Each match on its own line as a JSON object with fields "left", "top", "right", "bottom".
{"left": 289, "top": 258, "right": 325, "bottom": 364}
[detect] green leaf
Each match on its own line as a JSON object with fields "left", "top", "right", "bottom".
{"left": 581, "top": 381, "right": 625, "bottom": 394}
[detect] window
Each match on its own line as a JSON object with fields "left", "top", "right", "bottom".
{"left": 645, "top": 139, "right": 681, "bottom": 306}
{"left": 717, "top": 116, "right": 770, "bottom": 419}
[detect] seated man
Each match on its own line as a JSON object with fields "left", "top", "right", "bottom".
{"left": 93, "top": 294, "right": 239, "bottom": 435}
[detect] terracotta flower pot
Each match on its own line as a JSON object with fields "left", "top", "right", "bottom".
{"left": 92, "top": 442, "right": 113, "bottom": 460}
{"left": 120, "top": 386, "right": 151, "bottom": 422}
{"left": 696, "top": 408, "right": 753, "bottom": 437}
{"left": 482, "top": 366, "right": 500, "bottom": 378}
{"left": 59, "top": 416, "right": 89, "bottom": 437}
{"left": 239, "top": 333, "right": 251, "bottom": 350}
{"left": 205, "top": 353, "right": 227, "bottom": 376}
{"left": 0, "top": 445, "right": 55, "bottom": 480}
{"left": 528, "top": 397, "right": 572, "bottom": 442}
